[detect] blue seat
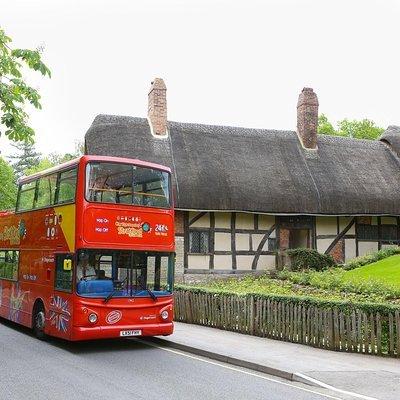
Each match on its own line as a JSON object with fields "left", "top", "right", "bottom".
{"left": 77, "top": 280, "right": 113, "bottom": 295}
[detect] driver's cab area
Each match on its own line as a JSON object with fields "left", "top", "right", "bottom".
{"left": 76, "top": 249, "right": 173, "bottom": 299}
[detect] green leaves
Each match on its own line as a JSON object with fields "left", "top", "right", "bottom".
{"left": 0, "top": 156, "right": 17, "bottom": 210}
{"left": 318, "top": 114, "right": 385, "bottom": 140}
{"left": 0, "top": 27, "right": 51, "bottom": 143}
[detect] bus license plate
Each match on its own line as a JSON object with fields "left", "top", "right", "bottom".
{"left": 120, "top": 330, "right": 142, "bottom": 337}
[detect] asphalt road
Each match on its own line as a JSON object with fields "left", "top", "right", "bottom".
{"left": 0, "top": 319, "right": 356, "bottom": 400}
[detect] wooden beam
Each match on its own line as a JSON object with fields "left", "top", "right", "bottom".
{"left": 378, "top": 217, "right": 382, "bottom": 250}
{"left": 251, "top": 224, "right": 276, "bottom": 270}
{"left": 189, "top": 212, "right": 207, "bottom": 227}
{"left": 324, "top": 218, "right": 355, "bottom": 255}
{"left": 231, "top": 213, "right": 237, "bottom": 270}
{"left": 183, "top": 211, "right": 189, "bottom": 270}
{"left": 209, "top": 212, "right": 215, "bottom": 270}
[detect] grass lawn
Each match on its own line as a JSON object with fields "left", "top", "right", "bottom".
{"left": 343, "top": 254, "right": 400, "bottom": 288}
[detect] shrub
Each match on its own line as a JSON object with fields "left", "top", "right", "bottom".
{"left": 286, "top": 248, "right": 335, "bottom": 271}
{"left": 344, "top": 247, "right": 400, "bottom": 271}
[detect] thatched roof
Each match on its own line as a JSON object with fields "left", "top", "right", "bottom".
{"left": 85, "top": 115, "right": 400, "bottom": 215}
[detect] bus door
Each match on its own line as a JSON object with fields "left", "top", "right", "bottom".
{"left": 48, "top": 253, "right": 74, "bottom": 339}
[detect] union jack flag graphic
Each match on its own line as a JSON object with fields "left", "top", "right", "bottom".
{"left": 49, "top": 296, "right": 71, "bottom": 332}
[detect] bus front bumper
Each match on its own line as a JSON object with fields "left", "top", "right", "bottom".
{"left": 71, "top": 322, "right": 174, "bottom": 341}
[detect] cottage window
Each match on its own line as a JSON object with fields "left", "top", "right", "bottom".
{"left": 189, "top": 231, "right": 210, "bottom": 254}
{"left": 357, "top": 224, "right": 379, "bottom": 241}
{"left": 381, "top": 225, "right": 398, "bottom": 242}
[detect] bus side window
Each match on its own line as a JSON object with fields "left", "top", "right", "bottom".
{"left": 17, "top": 181, "right": 37, "bottom": 212}
{"left": 55, "top": 254, "right": 73, "bottom": 292}
{"left": 57, "top": 168, "right": 77, "bottom": 204}
{"left": 35, "top": 174, "right": 57, "bottom": 209}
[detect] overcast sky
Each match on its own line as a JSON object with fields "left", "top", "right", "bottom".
{"left": 1, "top": 0, "right": 399, "bottom": 157}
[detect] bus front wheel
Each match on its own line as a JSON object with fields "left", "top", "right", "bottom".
{"left": 32, "top": 302, "right": 46, "bottom": 340}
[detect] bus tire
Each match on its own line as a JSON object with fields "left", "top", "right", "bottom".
{"left": 32, "top": 301, "right": 47, "bottom": 340}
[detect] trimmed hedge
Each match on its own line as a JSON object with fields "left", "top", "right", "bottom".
{"left": 344, "top": 247, "right": 400, "bottom": 270}
{"left": 286, "top": 248, "right": 335, "bottom": 271}
{"left": 175, "top": 284, "right": 400, "bottom": 315}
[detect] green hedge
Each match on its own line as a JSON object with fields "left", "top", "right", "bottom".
{"left": 175, "top": 284, "right": 400, "bottom": 315}
{"left": 286, "top": 248, "right": 335, "bottom": 271}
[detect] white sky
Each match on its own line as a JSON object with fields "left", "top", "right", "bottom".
{"left": 1, "top": 0, "right": 399, "bottom": 157}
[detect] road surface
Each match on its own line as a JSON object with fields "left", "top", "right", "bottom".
{"left": 0, "top": 319, "right": 358, "bottom": 400}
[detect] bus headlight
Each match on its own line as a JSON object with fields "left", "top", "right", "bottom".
{"left": 88, "top": 313, "right": 98, "bottom": 323}
{"left": 161, "top": 310, "right": 169, "bottom": 320}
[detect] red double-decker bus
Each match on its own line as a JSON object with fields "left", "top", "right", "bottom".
{"left": 0, "top": 155, "right": 175, "bottom": 340}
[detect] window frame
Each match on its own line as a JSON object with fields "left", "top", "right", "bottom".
{"left": 84, "top": 161, "right": 172, "bottom": 210}
{"left": 55, "top": 167, "right": 78, "bottom": 205}
{"left": 188, "top": 229, "right": 211, "bottom": 255}
{"left": 54, "top": 253, "right": 74, "bottom": 293}
{"left": 0, "top": 249, "right": 20, "bottom": 281}
{"left": 357, "top": 223, "right": 379, "bottom": 241}
{"left": 15, "top": 165, "right": 78, "bottom": 214}
{"left": 34, "top": 173, "right": 58, "bottom": 209}
{"left": 16, "top": 180, "right": 38, "bottom": 212}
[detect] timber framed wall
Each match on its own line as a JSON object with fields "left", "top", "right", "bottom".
{"left": 183, "top": 211, "right": 277, "bottom": 274}
{"left": 174, "top": 212, "right": 400, "bottom": 280}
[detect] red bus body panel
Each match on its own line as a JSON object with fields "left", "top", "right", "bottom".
{"left": 0, "top": 156, "right": 175, "bottom": 340}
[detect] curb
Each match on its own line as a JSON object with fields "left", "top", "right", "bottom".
{"left": 146, "top": 337, "right": 380, "bottom": 400}
{"left": 147, "top": 337, "right": 294, "bottom": 381}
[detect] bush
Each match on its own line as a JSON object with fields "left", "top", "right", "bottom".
{"left": 344, "top": 247, "right": 400, "bottom": 270}
{"left": 286, "top": 248, "right": 335, "bottom": 271}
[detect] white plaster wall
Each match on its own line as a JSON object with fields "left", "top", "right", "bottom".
{"left": 257, "top": 255, "right": 276, "bottom": 270}
{"left": 316, "top": 217, "right": 337, "bottom": 236}
{"left": 258, "top": 215, "right": 275, "bottom": 230}
{"left": 215, "top": 212, "right": 231, "bottom": 229}
{"left": 175, "top": 236, "right": 185, "bottom": 282}
{"left": 252, "top": 234, "right": 269, "bottom": 251}
{"left": 339, "top": 217, "right": 355, "bottom": 234}
{"left": 382, "top": 244, "right": 398, "bottom": 249}
{"left": 236, "top": 233, "right": 250, "bottom": 251}
{"left": 317, "top": 238, "right": 332, "bottom": 253}
{"left": 188, "top": 255, "right": 210, "bottom": 269}
{"left": 236, "top": 213, "right": 255, "bottom": 229}
{"left": 236, "top": 255, "right": 253, "bottom": 270}
{"left": 358, "top": 241, "right": 379, "bottom": 255}
{"left": 214, "top": 255, "right": 232, "bottom": 270}
{"left": 215, "top": 232, "right": 231, "bottom": 251}
{"left": 189, "top": 212, "right": 210, "bottom": 228}
{"left": 345, "top": 239, "right": 356, "bottom": 261}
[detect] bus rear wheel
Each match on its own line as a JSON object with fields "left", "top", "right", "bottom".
{"left": 33, "top": 302, "right": 46, "bottom": 340}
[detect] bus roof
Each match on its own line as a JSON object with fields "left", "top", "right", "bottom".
{"left": 18, "top": 155, "right": 172, "bottom": 184}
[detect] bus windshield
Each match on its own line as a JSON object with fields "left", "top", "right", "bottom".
{"left": 86, "top": 162, "right": 170, "bottom": 208}
{"left": 76, "top": 250, "right": 173, "bottom": 298}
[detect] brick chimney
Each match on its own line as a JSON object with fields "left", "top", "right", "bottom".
{"left": 148, "top": 78, "right": 167, "bottom": 136}
{"left": 297, "top": 87, "right": 319, "bottom": 149}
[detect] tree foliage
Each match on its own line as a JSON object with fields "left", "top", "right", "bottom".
{"left": 24, "top": 140, "right": 84, "bottom": 176}
{"left": 8, "top": 141, "right": 40, "bottom": 179}
{"left": 318, "top": 114, "right": 385, "bottom": 140}
{"left": 0, "top": 156, "right": 17, "bottom": 210}
{"left": 0, "top": 27, "right": 51, "bottom": 143}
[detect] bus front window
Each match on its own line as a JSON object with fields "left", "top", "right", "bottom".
{"left": 76, "top": 250, "right": 173, "bottom": 298}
